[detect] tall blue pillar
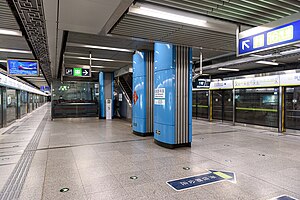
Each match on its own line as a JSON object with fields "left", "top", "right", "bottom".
{"left": 132, "top": 51, "right": 154, "bottom": 136}
{"left": 111, "top": 73, "right": 114, "bottom": 117}
{"left": 153, "top": 42, "right": 192, "bottom": 148}
{"left": 99, "top": 72, "right": 105, "bottom": 119}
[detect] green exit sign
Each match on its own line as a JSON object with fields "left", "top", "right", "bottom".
{"left": 73, "top": 68, "right": 82, "bottom": 76}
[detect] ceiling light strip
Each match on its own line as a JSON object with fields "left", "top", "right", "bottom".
{"left": 218, "top": 68, "right": 240, "bottom": 71}
{"left": 256, "top": 61, "right": 279, "bottom": 65}
{"left": 0, "top": 48, "right": 31, "bottom": 54}
{"left": 64, "top": 55, "right": 132, "bottom": 63}
{"left": 0, "top": 28, "right": 22, "bottom": 37}
{"left": 129, "top": 5, "right": 207, "bottom": 27}
{"left": 68, "top": 43, "right": 134, "bottom": 53}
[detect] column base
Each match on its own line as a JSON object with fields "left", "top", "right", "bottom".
{"left": 133, "top": 131, "right": 154, "bottom": 137}
{"left": 154, "top": 139, "right": 191, "bottom": 149}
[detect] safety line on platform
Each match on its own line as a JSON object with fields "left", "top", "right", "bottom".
{"left": 0, "top": 111, "right": 49, "bottom": 200}
{"left": 36, "top": 137, "right": 153, "bottom": 151}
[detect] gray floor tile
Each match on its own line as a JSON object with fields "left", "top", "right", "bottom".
{"left": 2, "top": 108, "right": 300, "bottom": 200}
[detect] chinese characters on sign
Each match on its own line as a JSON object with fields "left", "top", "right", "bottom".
{"left": 154, "top": 88, "right": 166, "bottom": 106}
{"left": 167, "top": 170, "right": 236, "bottom": 191}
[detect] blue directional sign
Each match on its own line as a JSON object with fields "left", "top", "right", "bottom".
{"left": 40, "top": 86, "right": 50, "bottom": 92}
{"left": 272, "top": 195, "right": 298, "bottom": 200}
{"left": 167, "top": 170, "right": 236, "bottom": 191}
{"left": 238, "top": 19, "right": 300, "bottom": 56}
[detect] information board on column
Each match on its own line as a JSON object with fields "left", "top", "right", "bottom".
{"left": 154, "top": 88, "right": 165, "bottom": 106}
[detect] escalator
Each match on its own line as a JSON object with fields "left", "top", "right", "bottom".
{"left": 119, "top": 75, "right": 132, "bottom": 104}
{"left": 115, "top": 73, "right": 132, "bottom": 119}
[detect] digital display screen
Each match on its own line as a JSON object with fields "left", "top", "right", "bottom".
{"left": 262, "top": 95, "right": 277, "bottom": 105}
{"left": 193, "top": 79, "right": 210, "bottom": 88}
{"left": 7, "top": 59, "right": 39, "bottom": 76}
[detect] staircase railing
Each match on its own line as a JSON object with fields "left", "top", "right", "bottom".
{"left": 117, "top": 77, "right": 132, "bottom": 107}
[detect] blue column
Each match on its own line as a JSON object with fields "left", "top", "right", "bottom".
{"left": 153, "top": 42, "right": 192, "bottom": 148}
{"left": 132, "top": 51, "right": 147, "bottom": 136}
{"left": 111, "top": 73, "right": 114, "bottom": 117}
{"left": 99, "top": 72, "right": 105, "bottom": 119}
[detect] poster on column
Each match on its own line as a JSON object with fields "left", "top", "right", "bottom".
{"left": 154, "top": 88, "right": 165, "bottom": 106}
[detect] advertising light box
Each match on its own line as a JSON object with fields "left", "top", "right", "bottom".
{"left": 7, "top": 59, "right": 39, "bottom": 76}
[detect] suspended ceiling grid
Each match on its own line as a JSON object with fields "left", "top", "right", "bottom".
{"left": 143, "top": 0, "right": 300, "bottom": 26}
{"left": 62, "top": 31, "right": 153, "bottom": 79}
{"left": 111, "top": 14, "right": 236, "bottom": 60}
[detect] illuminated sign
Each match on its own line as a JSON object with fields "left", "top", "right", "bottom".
{"left": 73, "top": 68, "right": 82, "bottom": 77}
{"left": 7, "top": 59, "right": 39, "bottom": 76}
{"left": 64, "top": 67, "right": 91, "bottom": 77}
{"left": 234, "top": 75, "right": 280, "bottom": 88}
{"left": 210, "top": 80, "right": 233, "bottom": 90}
{"left": 238, "top": 19, "right": 300, "bottom": 56}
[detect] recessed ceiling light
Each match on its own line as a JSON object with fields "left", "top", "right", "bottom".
{"left": 64, "top": 55, "right": 132, "bottom": 63}
{"left": 91, "top": 66, "right": 120, "bottom": 69}
{"left": 68, "top": 43, "right": 134, "bottom": 53}
{"left": 0, "top": 48, "right": 31, "bottom": 54}
{"left": 218, "top": 68, "right": 240, "bottom": 71}
{"left": 129, "top": 5, "right": 207, "bottom": 27}
{"left": 0, "top": 28, "right": 22, "bottom": 36}
{"left": 256, "top": 61, "right": 279, "bottom": 65}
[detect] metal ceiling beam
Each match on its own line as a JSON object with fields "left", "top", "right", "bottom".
{"left": 199, "top": 48, "right": 300, "bottom": 72}
{"left": 143, "top": 0, "right": 255, "bottom": 26}
{"left": 256, "top": 0, "right": 299, "bottom": 13}
{"left": 100, "top": 0, "right": 135, "bottom": 35}
{"left": 239, "top": 0, "right": 296, "bottom": 15}
{"left": 146, "top": 0, "right": 271, "bottom": 24}
{"left": 211, "top": 61, "right": 300, "bottom": 79}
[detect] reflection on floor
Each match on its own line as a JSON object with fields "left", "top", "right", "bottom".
{"left": 0, "top": 104, "right": 299, "bottom": 200}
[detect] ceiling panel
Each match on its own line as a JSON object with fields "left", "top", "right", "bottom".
{"left": 0, "top": 0, "right": 19, "bottom": 30}
{"left": 0, "top": 52, "right": 34, "bottom": 60}
{"left": 143, "top": 0, "right": 300, "bottom": 26}
{"left": 65, "top": 46, "right": 133, "bottom": 61}
{"left": 111, "top": 14, "right": 236, "bottom": 54}
{"left": 64, "top": 57, "right": 129, "bottom": 68}
{"left": 67, "top": 32, "right": 153, "bottom": 50}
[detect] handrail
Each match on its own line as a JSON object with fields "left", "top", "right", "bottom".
{"left": 120, "top": 76, "right": 132, "bottom": 93}
{"left": 118, "top": 78, "right": 132, "bottom": 107}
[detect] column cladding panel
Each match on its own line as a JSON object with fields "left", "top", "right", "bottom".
{"left": 132, "top": 51, "right": 147, "bottom": 134}
{"left": 154, "top": 42, "right": 192, "bottom": 148}
{"left": 153, "top": 43, "right": 176, "bottom": 144}
{"left": 99, "top": 72, "right": 105, "bottom": 118}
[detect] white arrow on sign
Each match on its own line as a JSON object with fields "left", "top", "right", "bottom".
{"left": 83, "top": 69, "right": 89, "bottom": 76}
{"left": 242, "top": 40, "right": 250, "bottom": 50}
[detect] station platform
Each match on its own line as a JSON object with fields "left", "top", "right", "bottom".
{"left": 0, "top": 103, "right": 299, "bottom": 200}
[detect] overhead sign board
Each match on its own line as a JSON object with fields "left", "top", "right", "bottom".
{"left": 210, "top": 80, "right": 233, "bottom": 90}
{"left": 234, "top": 75, "right": 280, "bottom": 89}
{"left": 64, "top": 67, "right": 91, "bottom": 77}
{"left": 193, "top": 78, "right": 210, "bottom": 89}
{"left": 40, "top": 86, "right": 50, "bottom": 92}
{"left": 7, "top": 59, "right": 39, "bottom": 76}
{"left": 238, "top": 19, "right": 300, "bottom": 56}
{"left": 167, "top": 170, "right": 236, "bottom": 191}
{"left": 279, "top": 73, "right": 300, "bottom": 86}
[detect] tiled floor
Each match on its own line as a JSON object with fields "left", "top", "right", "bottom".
{"left": 0, "top": 104, "right": 300, "bottom": 200}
